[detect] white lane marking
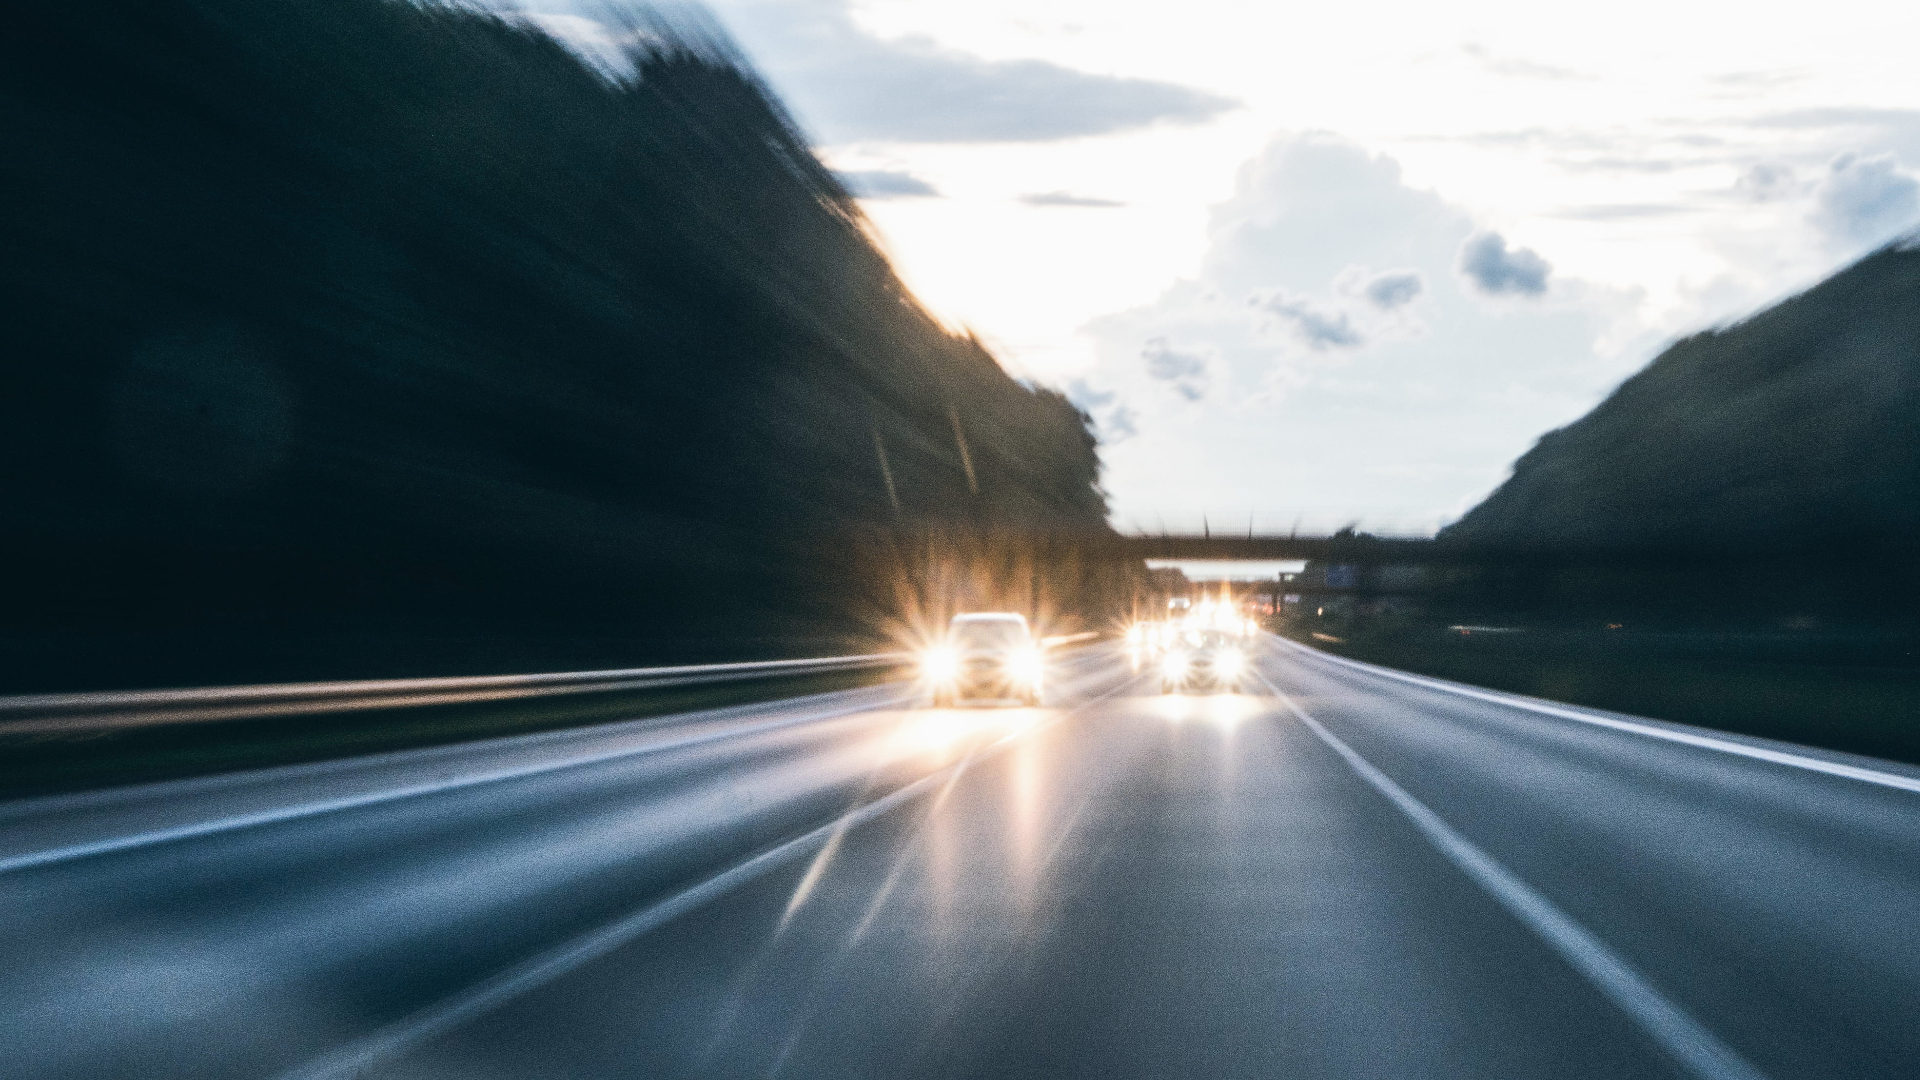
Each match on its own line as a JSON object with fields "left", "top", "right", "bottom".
{"left": 276, "top": 664, "right": 1143, "bottom": 1080}
{"left": 1, "top": 648, "right": 1124, "bottom": 876}
{"left": 1257, "top": 673, "right": 1770, "bottom": 1080}
{"left": 272, "top": 764, "right": 948, "bottom": 1080}
{"left": 0, "top": 689, "right": 913, "bottom": 876}
{"left": 1272, "top": 635, "right": 1920, "bottom": 796}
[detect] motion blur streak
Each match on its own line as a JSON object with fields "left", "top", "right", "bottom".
{"left": 0, "top": 688, "right": 909, "bottom": 875}
{"left": 7, "top": 640, "right": 1920, "bottom": 1078}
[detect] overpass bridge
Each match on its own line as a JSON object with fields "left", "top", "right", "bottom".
{"left": 1117, "top": 533, "right": 1441, "bottom": 564}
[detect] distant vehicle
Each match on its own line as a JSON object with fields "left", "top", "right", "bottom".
{"left": 1160, "top": 628, "right": 1247, "bottom": 694}
{"left": 1129, "top": 620, "right": 1170, "bottom": 657}
{"left": 923, "top": 612, "right": 1044, "bottom": 707}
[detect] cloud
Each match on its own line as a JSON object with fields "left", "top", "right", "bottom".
{"left": 1194, "top": 134, "right": 1470, "bottom": 294}
{"left": 1747, "top": 106, "right": 1920, "bottom": 133}
{"left": 704, "top": 0, "right": 1236, "bottom": 144}
{"left": 1251, "top": 289, "right": 1364, "bottom": 349}
{"left": 1356, "top": 269, "right": 1423, "bottom": 310}
{"left": 1066, "top": 378, "right": 1136, "bottom": 441}
{"left": 1549, "top": 203, "right": 1690, "bottom": 221}
{"left": 1415, "top": 127, "right": 1716, "bottom": 176}
{"left": 1065, "top": 378, "right": 1114, "bottom": 410}
{"left": 1460, "top": 43, "right": 1590, "bottom": 81}
{"left": 1143, "top": 337, "right": 1206, "bottom": 381}
{"left": 1141, "top": 337, "right": 1209, "bottom": 400}
{"left": 1708, "top": 68, "right": 1809, "bottom": 92}
{"left": 1812, "top": 152, "right": 1920, "bottom": 247}
{"left": 1553, "top": 157, "right": 1684, "bottom": 175}
{"left": 1740, "top": 108, "right": 1920, "bottom": 169}
{"left": 1457, "top": 231, "right": 1551, "bottom": 296}
{"left": 836, "top": 169, "right": 939, "bottom": 198}
{"left": 1734, "top": 162, "right": 1801, "bottom": 202}
{"left": 1076, "top": 133, "right": 1612, "bottom": 532}
{"left": 1019, "top": 191, "right": 1125, "bottom": 208}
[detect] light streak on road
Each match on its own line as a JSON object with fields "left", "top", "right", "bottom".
{"left": 3, "top": 640, "right": 1918, "bottom": 1079}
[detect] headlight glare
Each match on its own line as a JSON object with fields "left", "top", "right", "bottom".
{"left": 922, "top": 646, "right": 959, "bottom": 682}
{"left": 1009, "top": 647, "right": 1044, "bottom": 684}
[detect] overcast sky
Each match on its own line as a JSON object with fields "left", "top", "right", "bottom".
{"left": 523, "top": 0, "right": 1920, "bottom": 535}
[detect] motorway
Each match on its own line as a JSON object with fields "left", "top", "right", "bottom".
{"left": 4, "top": 639, "right": 1920, "bottom": 1079}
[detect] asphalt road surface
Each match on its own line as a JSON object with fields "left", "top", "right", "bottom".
{"left": 5, "top": 638, "right": 1920, "bottom": 1080}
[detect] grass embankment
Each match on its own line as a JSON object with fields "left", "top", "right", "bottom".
{"left": 0, "top": 667, "right": 895, "bottom": 800}
{"left": 1281, "top": 625, "right": 1920, "bottom": 767}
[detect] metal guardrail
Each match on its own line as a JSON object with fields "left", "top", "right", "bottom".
{"left": 0, "top": 653, "right": 914, "bottom": 736}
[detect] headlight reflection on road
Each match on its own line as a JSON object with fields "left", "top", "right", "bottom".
{"left": 892, "top": 705, "right": 1039, "bottom": 760}
{"left": 1153, "top": 689, "right": 1264, "bottom": 730}
{"left": 863, "top": 704, "right": 1055, "bottom": 948}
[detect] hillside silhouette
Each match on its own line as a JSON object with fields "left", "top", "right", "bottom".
{"left": 0, "top": 0, "right": 1114, "bottom": 690}
{"left": 1445, "top": 241, "right": 1920, "bottom": 553}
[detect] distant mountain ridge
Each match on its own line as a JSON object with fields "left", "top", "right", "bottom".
{"left": 1443, "top": 241, "right": 1920, "bottom": 551}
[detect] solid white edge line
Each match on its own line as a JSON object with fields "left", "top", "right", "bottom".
{"left": 1256, "top": 671, "right": 1769, "bottom": 1080}
{"left": 0, "top": 687, "right": 915, "bottom": 876}
{"left": 275, "top": 660, "right": 1142, "bottom": 1080}
{"left": 1271, "top": 634, "right": 1920, "bottom": 796}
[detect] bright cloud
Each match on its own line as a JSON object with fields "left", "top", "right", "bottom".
{"left": 1070, "top": 133, "right": 1614, "bottom": 533}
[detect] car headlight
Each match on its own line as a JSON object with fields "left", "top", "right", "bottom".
{"left": 1217, "top": 649, "right": 1245, "bottom": 675}
{"left": 1008, "top": 648, "right": 1044, "bottom": 684}
{"left": 922, "top": 647, "right": 959, "bottom": 682}
{"left": 1162, "top": 652, "right": 1190, "bottom": 678}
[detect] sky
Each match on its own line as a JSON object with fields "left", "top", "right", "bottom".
{"left": 520, "top": 0, "right": 1920, "bottom": 535}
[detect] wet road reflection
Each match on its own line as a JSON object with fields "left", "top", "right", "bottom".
{"left": 9, "top": 641, "right": 1920, "bottom": 1079}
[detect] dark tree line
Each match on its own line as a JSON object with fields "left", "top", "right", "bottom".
{"left": 0, "top": 1, "right": 1117, "bottom": 690}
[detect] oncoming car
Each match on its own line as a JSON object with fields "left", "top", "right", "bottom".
{"left": 923, "top": 612, "right": 1044, "bottom": 707}
{"left": 1159, "top": 629, "right": 1248, "bottom": 694}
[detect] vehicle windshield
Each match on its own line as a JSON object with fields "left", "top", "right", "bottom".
{"left": 952, "top": 619, "right": 1030, "bottom": 651}
{"left": 1180, "top": 629, "right": 1234, "bottom": 650}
